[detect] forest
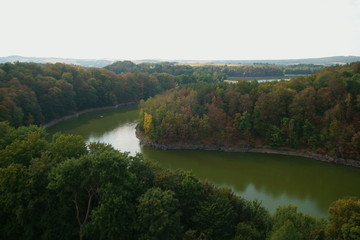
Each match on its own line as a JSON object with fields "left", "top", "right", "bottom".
{"left": 0, "top": 62, "right": 176, "bottom": 126}
{"left": 139, "top": 63, "right": 360, "bottom": 161}
{"left": 0, "top": 122, "right": 359, "bottom": 240}
{"left": 0, "top": 61, "right": 323, "bottom": 128}
{"left": 0, "top": 61, "right": 360, "bottom": 239}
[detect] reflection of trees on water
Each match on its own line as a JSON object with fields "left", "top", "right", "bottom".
{"left": 144, "top": 149, "right": 360, "bottom": 217}
{"left": 48, "top": 106, "right": 139, "bottom": 139}
{"left": 49, "top": 106, "right": 360, "bottom": 218}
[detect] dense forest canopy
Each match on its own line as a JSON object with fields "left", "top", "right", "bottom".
{"left": 0, "top": 62, "right": 176, "bottom": 126}
{"left": 0, "top": 122, "right": 359, "bottom": 240}
{"left": 139, "top": 63, "right": 360, "bottom": 161}
{"left": 0, "top": 61, "right": 322, "bottom": 128}
{"left": 0, "top": 60, "right": 360, "bottom": 239}
{"left": 0, "top": 61, "right": 318, "bottom": 126}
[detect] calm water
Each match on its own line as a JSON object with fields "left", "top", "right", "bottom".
{"left": 48, "top": 105, "right": 360, "bottom": 217}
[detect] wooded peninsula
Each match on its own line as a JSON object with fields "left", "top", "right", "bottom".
{"left": 138, "top": 63, "right": 360, "bottom": 163}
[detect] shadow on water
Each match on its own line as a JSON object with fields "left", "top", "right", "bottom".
{"left": 47, "top": 105, "right": 139, "bottom": 138}
{"left": 48, "top": 105, "right": 360, "bottom": 217}
{"left": 141, "top": 147, "right": 360, "bottom": 217}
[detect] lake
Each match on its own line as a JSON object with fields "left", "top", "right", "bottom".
{"left": 48, "top": 105, "right": 360, "bottom": 217}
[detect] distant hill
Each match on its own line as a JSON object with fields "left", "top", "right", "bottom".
{"left": 131, "top": 56, "right": 360, "bottom": 66}
{"left": 0, "top": 55, "right": 113, "bottom": 68}
{"left": 1, "top": 55, "right": 360, "bottom": 67}
{"left": 205, "top": 56, "right": 360, "bottom": 66}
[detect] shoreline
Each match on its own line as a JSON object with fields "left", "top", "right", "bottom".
{"left": 135, "top": 126, "right": 360, "bottom": 168}
{"left": 42, "top": 102, "right": 138, "bottom": 128}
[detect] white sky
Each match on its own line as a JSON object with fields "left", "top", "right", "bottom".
{"left": 1, "top": 0, "right": 360, "bottom": 60}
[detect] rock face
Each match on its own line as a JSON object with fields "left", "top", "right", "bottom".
{"left": 135, "top": 126, "right": 360, "bottom": 168}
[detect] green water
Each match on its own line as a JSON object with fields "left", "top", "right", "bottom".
{"left": 48, "top": 105, "right": 360, "bottom": 217}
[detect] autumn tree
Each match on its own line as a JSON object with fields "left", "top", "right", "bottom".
{"left": 327, "top": 197, "right": 360, "bottom": 240}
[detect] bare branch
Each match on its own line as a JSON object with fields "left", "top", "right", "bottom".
{"left": 72, "top": 191, "right": 82, "bottom": 227}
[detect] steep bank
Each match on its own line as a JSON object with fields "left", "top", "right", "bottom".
{"left": 43, "top": 102, "right": 137, "bottom": 128}
{"left": 135, "top": 126, "right": 360, "bottom": 168}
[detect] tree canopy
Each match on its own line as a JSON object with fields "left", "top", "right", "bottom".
{"left": 139, "top": 62, "right": 360, "bottom": 161}
{"left": 0, "top": 62, "right": 176, "bottom": 126}
{"left": 1, "top": 122, "right": 359, "bottom": 239}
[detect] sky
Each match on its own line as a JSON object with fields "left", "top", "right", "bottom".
{"left": 1, "top": 0, "right": 360, "bottom": 60}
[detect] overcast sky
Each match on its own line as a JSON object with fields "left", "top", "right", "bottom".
{"left": 1, "top": 0, "right": 360, "bottom": 60}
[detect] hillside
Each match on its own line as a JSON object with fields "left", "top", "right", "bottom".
{"left": 0, "top": 62, "right": 175, "bottom": 126}
{"left": 138, "top": 62, "right": 360, "bottom": 162}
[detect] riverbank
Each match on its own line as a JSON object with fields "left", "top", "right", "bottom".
{"left": 135, "top": 126, "right": 360, "bottom": 168}
{"left": 43, "top": 102, "right": 138, "bottom": 128}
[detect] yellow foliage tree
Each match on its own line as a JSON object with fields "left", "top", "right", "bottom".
{"left": 327, "top": 197, "right": 360, "bottom": 240}
{"left": 143, "top": 112, "right": 153, "bottom": 136}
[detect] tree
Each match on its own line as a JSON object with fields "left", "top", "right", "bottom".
{"left": 0, "top": 121, "right": 14, "bottom": 149}
{"left": 49, "top": 133, "right": 87, "bottom": 162}
{"left": 289, "top": 86, "right": 316, "bottom": 124}
{"left": 341, "top": 213, "right": 360, "bottom": 240}
{"left": 236, "top": 111, "right": 253, "bottom": 143}
{"left": 48, "top": 157, "right": 95, "bottom": 240}
{"left": 191, "top": 187, "right": 237, "bottom": 240}
{"left": 135, "top": 187, "right": 182, "bottom": 240}
{"left": 235, "top": 200, "right": 272, "bottom": 240}
{"left": 49, "top": 149, "right": 136, "bottom": 240}
{"left": 153, "top": 169, "right": 203, "bottom": 231}
{"left": 128, "top": 153, "right": 155, "bottom": 195}
{"left": 0, "top": 124, "right": 48, "bottom": 167}
{"left": 79, "top": 150, "right": 136, "bottom": 240}
{"left": 327, "top": 197, "right": 360, "bottom": 240}
{"left": 235, "top": 222, "right": 262, "bottom": 240}
{"left": 143, "top": 112, "right": 154, "bottom": 137}
{"left": 270, "top": 220, "right": 302, "bottom": 240}
{"left": 0, "top": 164, "right": 28, "bottom": 239}
{"left": 269, "top": 205, "right": 326, "bottom": 240}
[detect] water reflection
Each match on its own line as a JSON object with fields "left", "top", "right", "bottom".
{"left": 88, "top": 122, "right": 140, "bottom": 155}
{"left": 48, "top": 106, "right": 360, "bottom": 217}
{"left": 142, "top": 147, "right": 360, "bottom": 217}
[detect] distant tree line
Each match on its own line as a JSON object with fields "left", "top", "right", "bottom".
{"left": 105, "top": 61, "right": 323, "bottom": 78}
{"left": 1, "top": 122, "right": 359, "bottom": 240}
{"left": 0, "top": 62, "right": 176, "bottom": 126}
{"left": 139, "top": 63, "right": 360, "bottom": 161}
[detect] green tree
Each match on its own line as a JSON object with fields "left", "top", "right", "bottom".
{"left": 154, "top": 169, "right": 203, "bottom": 231}
{"left": 135, "top": 187, "right": 182, "bottom": 240}
{"left": 0, "top": 164, "right": 28, "bottom": 239}
{"left": 341, "top": 213, "right": 360, "bottom": 240}
{"left": 235, "top": 222, "right": 263, "bottom": 240}
{"left": 270, "top": 205, "right": 326, "bottom": 240}
{"left": 49, "top": 133, "right": 87, "bottom": 162}
{"left": 191, "top": 186, "right": 237, "bottom": 240}
{"left": 48, "top": 157, "right": 95, "bottom": 240}
{"left": 270, "top": 220, "right": 302, "bottom": 240}
{"left": 327, "top": 197, "right": 360, "bottom": 240}
{"left": 128, "top": 153, "right": 155, "bottom": 195}
{"left": 235, "top": 200, "right": 272, "bottom": 240}
{"left": 0, "top": 124, "right": 48, "bottom": 167}
{"left": 49, "top": 149, "right": 136, "bottom": 240}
